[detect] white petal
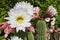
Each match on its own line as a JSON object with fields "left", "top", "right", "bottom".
{"left": 10, "top": 36, "right": 23, "bottom": 40}
{"left": 45, "top": 18, "right": 50, "bottom": 22}
{"left": 51, "top": 17, "right": 56, "bottom": 21}
{"left": 21, "top": 27, "right": 25, "bottom": 32}
{"left": 8, "top": 21, "right": 17, "bottom": 28}
{"left": 49, "top": 5, "right": 57, "bottom": 15}
{"left": 22, "top": 22, "right": 31, "bottom": 27}
{"left": 16, "top": 27, "right": 19, "bottom": 32}
{"left": 4, "top": 17, "right": 9, "bottom": 20}
{"left": 51, "top": 21, "right": 55, "bottom": 26}
{"left": 16, "top": 26, "right": 25, "bottom": 32}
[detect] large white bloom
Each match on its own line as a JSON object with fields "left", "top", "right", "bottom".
{"left": 13, "top": 2, "right": 34, "bottom": 15}
{"left": 5, "top": 2, "right": 34, "bottom": 32}
{"left": 9, "top": 36, "right": 23, "bottom": 40}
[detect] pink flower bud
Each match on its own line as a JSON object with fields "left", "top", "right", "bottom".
{"left": 46, "top": 5, "right": 57, "bottom": 17}
{"left": 50, "top": 26, "right": 55, "bottom": 30}
{"left": 0, "top": 22, "right": 9, "bottom": 29}
{"left": 33, "top": 13, "right": 40, "bottom": 19}
{"left": 54, "top": 30, "right": 57, "bottom": 32}
{"left": 33, "top": 7, "right": 40, "bottom": 13}
{"left": 4, "top": 34, "right": 8, "bottom": 38}
{"left": 4, "top": 25, "right": 14, "bottom": 37}
{"left": 43, "top": 5, "right": 57, "bottom": 18}
{"left": 46, "top": 30, "right": 50, "bottom": 33}
{"left": 33, "top": 7, "right": 40, "bottom": 19}
{"left": 57, "top": 28, "right": 60, "bottom": 32}
{"left": 26, "top": 26, "right": 35, "bottom": 33}
{"left": 49, "top": 29, "right": 53, "bottom": 33}
{"left": 54, "top": 28, "right": 60, "bottom": 33}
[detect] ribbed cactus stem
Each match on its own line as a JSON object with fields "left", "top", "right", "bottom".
{"left": 36, "top": 20, "right": 47, "bottom": 40}
{"left": 28, "top": 31, "right": 34, "bottom": 40}
{"left": 24, "top": 36, "right": 27, "bottom": 40}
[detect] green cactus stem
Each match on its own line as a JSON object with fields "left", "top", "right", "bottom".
{"left": 36, "top": 20, "right": 47, "bottom": 40}
{"left": 28, "top": 31, "right": 34, "bottom": 40}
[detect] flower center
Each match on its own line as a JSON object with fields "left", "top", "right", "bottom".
{"left": 16, "top": 16, "right": 24, "bottom": 24}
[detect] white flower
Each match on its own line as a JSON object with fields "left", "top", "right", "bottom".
{"left": 14, "top": 2, "right": 34, "bottom": 16}
{"left": 51, "top": 21, "right": 55, "bottom": 26}
{"left": 51, "top": 17, "right": 56, "bottom": 26}
{"left": 10, "top": 36, "right": 23, "bottom": 40}
{"left": 45, "top": 18, "right": 50, "bottom": 22}
{"left": 5, "top": 2, "right": 34, "bottom": 32}
{"left": 48, "top": 5, "right": 57, "bottom": 16}
{"left": 51, "top": 17, "right": 56, "bottom": 21}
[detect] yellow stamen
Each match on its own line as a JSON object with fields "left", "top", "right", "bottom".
{"left": 16, "top": 16, "right": 24, "bottom": 24}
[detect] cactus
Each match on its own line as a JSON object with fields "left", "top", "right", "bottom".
{"left": 23, "top": 37, "right": 27, "bottom": 40}
{"left": 36, "top": 20, "right": 47, "bottom": 40}
{"left": 27, "top": 31, "right": 34, "bottom": 40}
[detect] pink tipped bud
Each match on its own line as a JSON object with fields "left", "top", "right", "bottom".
{"left": 0, "top": 22, "right": 9, "bottom": 29}
{"left": 57, "top": 28, "right": 60, "bottom": 31}
{"left": 33, "top": 7, "right": 40, "bottom": 13}
{"left": 50, "top": 26, "right": 55, "bottom": 30}
{"left": 46, "top": 5, "right": 57, "bottom": 17}
{"left": 43, "top": 5, "right": 57, "bottom": 18}
{"left": 4, "top": 34, "right": 8, "bottom": 38}
{"left": 54, "top": 30, "right": 57, "bottom": 32}
{"left": 4, "top": 25, "right": 14, "bottom": 37}
{"left": 49, "top": 29, "right": 53, "bottom": 33}
{"left": 33, "top": 7, "right": 40, "bottom": 19}
{"left": 26, "top": 26, "right": 35, "bottom": 33}
{"left": 46, "top": 30, "right": 50, "bottom": 33}
{"left": 33, "top": 13, "right": 40, "bottom": 19}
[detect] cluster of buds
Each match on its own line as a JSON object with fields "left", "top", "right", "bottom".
{"left": 0, "top": 22, "right": 35, "bottom": 38}
{"left": 46, "top": 27, "right": 60, "bottom": 40}
{"left": 44, "top": 5, "right": 57, "bottom": 40}
{"left": 46, "top": 17, "right": 56, "bottom": 40}
{"left": 46, "top": 17, "right": 60, "bottom": 40}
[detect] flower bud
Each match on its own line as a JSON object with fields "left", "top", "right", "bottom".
{"left": 26, "top": 26, "right": 35, "bottom": 33}
{"left": 43, "top": 5, "right": 57, "bottom": 18}
{"left": 45, "top": 18, "right": 50, "bottom": 22}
